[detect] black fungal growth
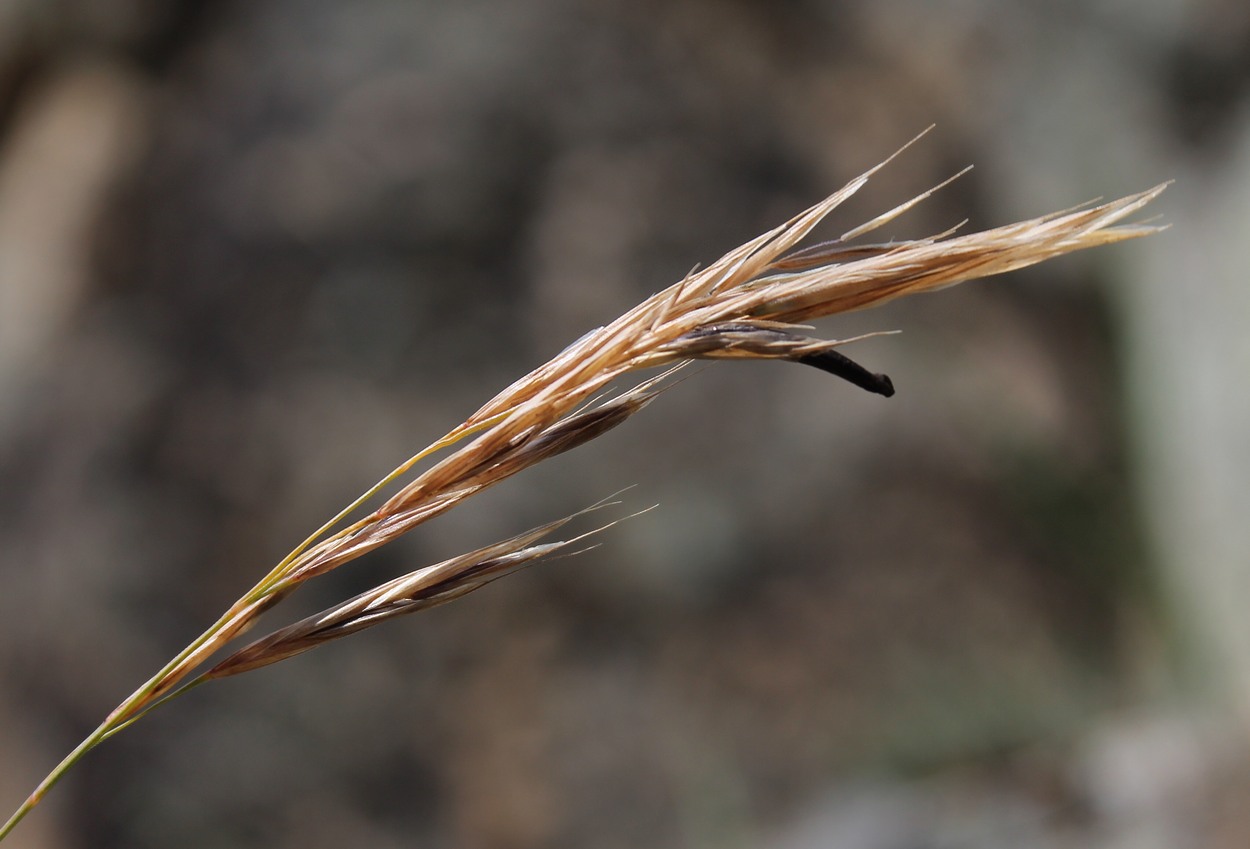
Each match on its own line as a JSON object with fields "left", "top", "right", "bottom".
{"left": 796, "top": 349, "right": 895, "bottom": 397}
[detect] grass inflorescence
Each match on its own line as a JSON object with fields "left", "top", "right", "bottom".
{"left": 0, "top": 130, "right": 1167, "bottom": 841}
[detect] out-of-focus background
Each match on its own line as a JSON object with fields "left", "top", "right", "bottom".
{"left": 1, "top": 1, "right": 1248, "bottom": 847}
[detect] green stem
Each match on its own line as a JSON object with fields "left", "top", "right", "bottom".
{"left": 0, "top": 420, "right": 491, "bottom": 842}
{"left": 0, "top": 719, "right": 109, "bottom": 840}
{"left": 0, "top": 610, "right": 233, "bottom": 841}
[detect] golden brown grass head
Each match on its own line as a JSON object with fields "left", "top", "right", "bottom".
{"left": 0, "top": 132, "right": 1167, "bottom": 842}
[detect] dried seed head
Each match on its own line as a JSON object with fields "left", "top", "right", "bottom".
{"left": 204, "top": 505, "right": 632, "bottom": 678}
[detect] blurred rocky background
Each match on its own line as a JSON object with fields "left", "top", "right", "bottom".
{"left": 1, "top": 1, "right": 1248, "bottom": 847}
